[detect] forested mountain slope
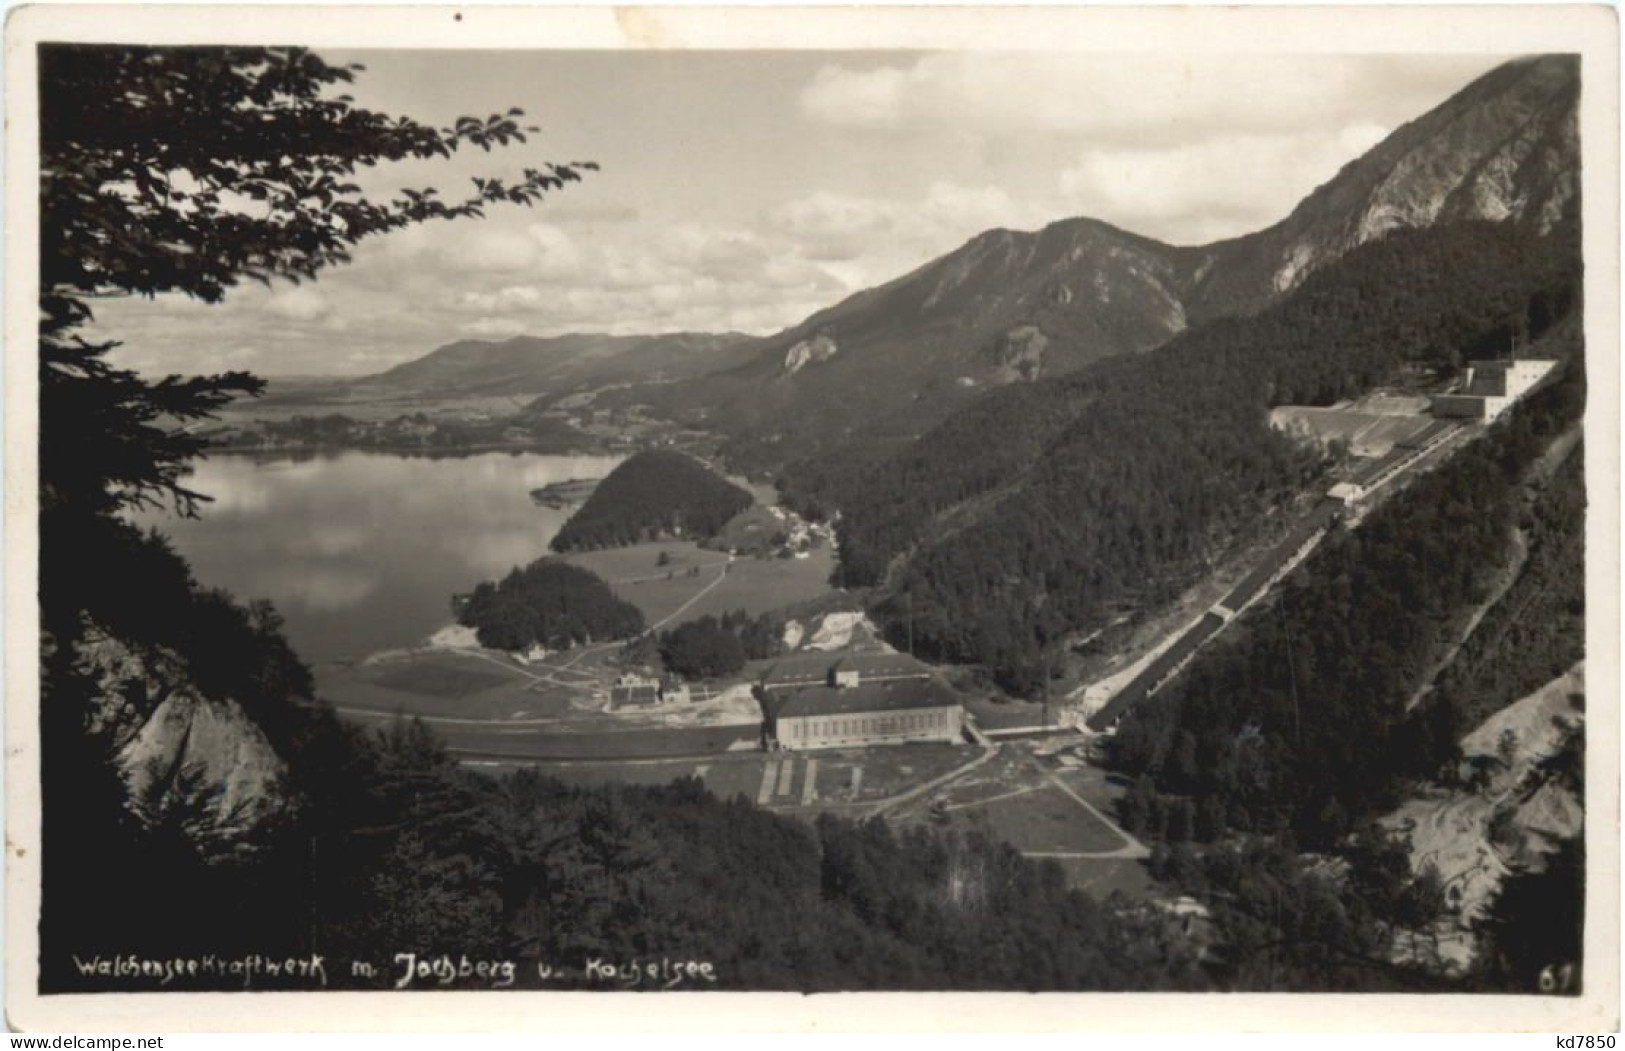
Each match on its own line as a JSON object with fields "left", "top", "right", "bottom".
{"left": 1111, "top": 355, "right": 1585, "bottom": 847}
{"left": 819, "top": 220, "right": 1580, "bottom": 692}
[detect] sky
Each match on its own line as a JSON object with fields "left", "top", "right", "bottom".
{"left": 89, "top": 50, "right": 1511, "bottom": 378}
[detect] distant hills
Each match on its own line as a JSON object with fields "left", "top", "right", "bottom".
{"left": 340, "top": 331, "right": 758, "bottom": 399}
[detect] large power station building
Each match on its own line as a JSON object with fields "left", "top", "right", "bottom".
{"left": 1432, "top": 359, "right": 1558, "bottom": 421}
{"left": 758, "top": 652, "right": 965, "bottom": 751}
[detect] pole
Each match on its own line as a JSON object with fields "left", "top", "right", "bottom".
{"left": 1042, "top": 648, "right": 1051, "bottom": 730}
{"left": 1279, "top": 593, "right": 1302, "bottom": 747}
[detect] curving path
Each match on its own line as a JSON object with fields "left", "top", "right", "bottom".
{"left": 867, "top": 741, "right": 1001, "bottom": 819}
{"left": 1018, "top": 751, "right": 1151, "bottom": 860}
{"left": 328, "top": 558, "right": 735, "bottom": 728}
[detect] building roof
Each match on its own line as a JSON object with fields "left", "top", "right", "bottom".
{"left": 830, "top": 653, "right": 931, "bottom": 679}
{"left": 775, "top": 678, "right": 960, "bottom": 719}
{"left": 1465, "top": 371, "right": 1509, "bottom": 397}
{"left": 1087, "top": 613, "right": 1226, "bottom": 731}
{"left": 760, "top": 650, "right": 930, "bottom": 688}
{"left": 759, "top": 652, "right": 841, "bottom": 687}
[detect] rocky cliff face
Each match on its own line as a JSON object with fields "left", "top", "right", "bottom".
{"left": 783, "top": 333, "right": 839, "bottom": 375}
{"left": 1189, "top": 55, "right": 1579, "bottom": 318}
{"left": 1384, "top": 663, "right": 1585, "bottom": 974}
{"left": 70, "top": 619, "right": 288, "bottom": 852}
{"left": 990, "top": 325, "right": 1049, "bottom": 383}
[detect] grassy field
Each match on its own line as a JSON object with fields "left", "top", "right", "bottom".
{"left": 445, "top": 722, "right": 760, "bottom": 759}
{"left": 471, "top": 742, "right": 1156, "bottom": 900}
{"left": 560, "top": 540, "right": 726, "bottom": 585}
{"left": 318, "top": 651, "right": 581, "bottom": 721}
{"left": 465, "top": 741, "right": 977, "bottom": 809}
{"left": 518, "top": 754, "right": 772, "bottom": 801}
{"left": 368, "top": 658, "right": 513, "bottom": 698}
{"left": 564, "top": 540, "right": 837, "bottom": 629}
{"left": 884, "top": 741, "right": 1154, "bottom": 896}
{"left": 797, "top": 743, "right": 974, "bottom": 808}
{"left": 943, "top": 784, "right": 1128, "bottom": 854}
{"left": 1045, "top": 857, "right": 1157, "bottom": 899}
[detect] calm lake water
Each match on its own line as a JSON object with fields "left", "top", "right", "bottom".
{"left": 128, "top": 450, "right": 626, "bottom": 664}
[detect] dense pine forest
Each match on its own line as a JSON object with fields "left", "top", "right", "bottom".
{"left": 658, "top": 610, "right": 783, "bottom": 680}
{"left": 551, "top": 449, "right": 753, "bottom": 552}
{"left": 457, "top": 559, "right": 646, "bottom": 651}
{"left": 1432, "top": 440, "right": 1586, "bottom": 733}
{"left": 1100, "top": 315, "right": 1586, "bottom": 991}
{"left": 1109, "top": 352, "right": 1584, "bottom": 847}
{"left": 798, "top": 221, "right": 1580, "bottom": 692}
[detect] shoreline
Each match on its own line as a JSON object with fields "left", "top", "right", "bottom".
{"left": 203, "top": 439, "right": 612, "bottom": 461}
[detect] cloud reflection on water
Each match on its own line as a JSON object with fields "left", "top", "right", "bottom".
{"left": 127, "top": 450, "right": 625, "bottom": 661}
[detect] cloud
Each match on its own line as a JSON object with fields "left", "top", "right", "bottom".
{"left": 416, "top": 218, "right": 854, "bottom": 341}
{"left": 89, "top": 52, "right": 1504, "bottom": 378}
{"left": 800, "top": 64, "right": 910, "bottom": 128}
{"left": 265, "top": 286, "right": 330, "bottom": 322}
{"left": 90, "top": 131, "right": 1353, "bottom": 374}
{"left": 523, "top": 224, "right": 584, "bottom": 279}
{"left": 799, "top": 53, "right": 1502, "bottom": 149}
{"left": 770, "top": 181, "right": 1046, "bottom": 267}
{"left": 457, "top": 285, "right": 546, "bottom": 313}
{"left": 455, "top": 222, "right": 582, "bottom": 276}
{"left": 459, "top": 228, "right": 540, "bottom": 273}
{"left": 772, "top": 191, "right": 896, "bottom": 259}
{"left": 655, "top": 224, "right": 774, "bottom": 280}
{"left": 463, "top": 317, "right": 527, "bottom": 339}
{"left": 1057, "top": 125, "right": 1399, "bottom": 243}
{"left": 301, "top": 523, "right": 371, "bottom": 557}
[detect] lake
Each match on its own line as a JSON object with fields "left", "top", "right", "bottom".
{"left": 127, "top": 450, "right": 626, "bottom": 664}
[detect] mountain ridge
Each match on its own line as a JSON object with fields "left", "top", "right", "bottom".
{"left": 344, "top": 330, "right": 760, "bottom": 399}
{"left": 320, "top": 55, "right": 1577, "bottom": 471}
{"left": 608, "top": 54, "right": 1580, "bottom": 471}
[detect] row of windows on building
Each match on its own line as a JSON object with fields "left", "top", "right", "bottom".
{"left": 784, "top": 709, "right": 951, "bottom": 740}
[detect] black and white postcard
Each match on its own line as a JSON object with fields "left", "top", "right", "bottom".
{"left": 4, "top": 3, "right": 1619, "bottom": 1033}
